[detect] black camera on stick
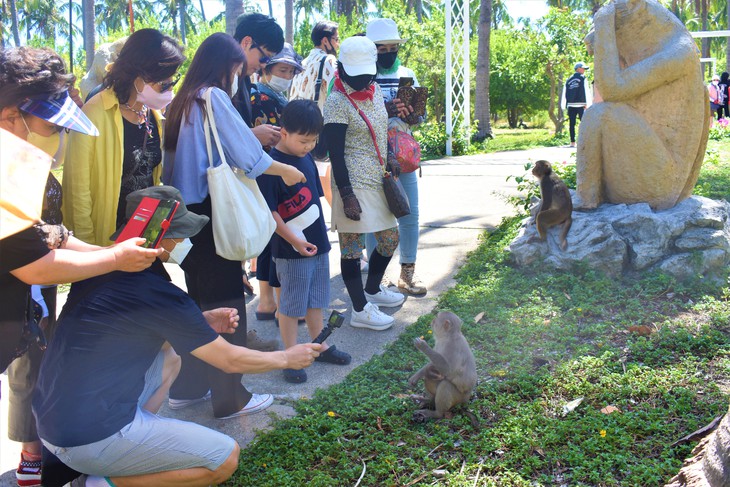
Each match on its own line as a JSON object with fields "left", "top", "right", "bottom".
{"left": 312, "top": 310, "right": 345, "bottom": 344}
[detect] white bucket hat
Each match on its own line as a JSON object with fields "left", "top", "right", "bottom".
{"left": 366, "top": 18, "right": 406, "bottom": 44}
{"left": 338, "top": 37, "right": 377, "bottom": 76}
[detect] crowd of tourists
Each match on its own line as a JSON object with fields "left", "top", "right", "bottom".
{"left": 0, "top": 13, "right": 427, "bottom": 487}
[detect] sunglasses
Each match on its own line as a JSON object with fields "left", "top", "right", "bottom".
{"left": 156, "top": 76, "right": 181, "bottom": 93}
{"left": 251, "top": 43, "right": 271, "bottom": 64}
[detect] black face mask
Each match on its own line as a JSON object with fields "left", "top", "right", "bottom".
{"left": 377, "top": 52, "right": 398, "bottom": 69}
{"left": 343, "top": 73, "right": 374, "bottom": 92}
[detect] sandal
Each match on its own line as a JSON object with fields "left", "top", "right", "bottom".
{"left": 283, "top": 368, "right": 307, "bottom": 383}
{"left": 314, "top": 345, "right": 352, "bottom": 365}
{"left": 255, "top": 310, "right": 277, "bottom": 321}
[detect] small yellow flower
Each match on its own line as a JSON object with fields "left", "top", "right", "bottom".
{"left": 600, "top": 429, "right": 607, "bottom": 437}
{"left": 327, "top": 411, "right": 336, "bottom": 417}
{"left": 263, "top": 463, "right": 267, "bottom": 468}
{"left": 577, "top": 307, "right": 583, "bottom": 312}
{"left": 427, "top": 330, "right": 432, "bottom": 334}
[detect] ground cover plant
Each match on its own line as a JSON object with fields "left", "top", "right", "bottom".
{"left": 227, "top": 143, "right": 730, "bottom": 486}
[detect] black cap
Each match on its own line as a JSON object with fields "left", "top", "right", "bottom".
{"left": 110, "top": 186, "right": 209, "bottom": 241}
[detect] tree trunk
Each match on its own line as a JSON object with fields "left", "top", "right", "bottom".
{"left": 9, "top": 0, "right": 21, "bottom": 46}
{"left": 285, "top": 0, "right": 293, "bottom": 44}
{"left": 726, "top": 0, "right": 730, "bottom": 73}
{"left": 507, "top": 107, "right": 518, "bottom": 129}
{"left": 199, "top": 0, "right": 206, "bottom": 21}
{"left": 83, "top": 0, "right": 95, "bottom": 69}
{"left": 226, "top": 0, "right": 243, "bottom": 36}
{"left": 179, "top": 0, "right": 187, "bottom": 45}
{"left": 546, "top": 62, "right": 564, "bottom": 136}
{"left": 474, "top": 0, "right": 492, "bottom": 140}
{"left": 701, "top": 0, "right": 709, "bottom": 78}
{"left": 665, "top": 406, "right": 730, "bottom": 487}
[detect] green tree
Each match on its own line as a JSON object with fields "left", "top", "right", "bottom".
{"left": 489, "top": 26, "right": 550, "bottom": 128}
{"left": 537, "top": 7, "right": 591, "bottom": 135}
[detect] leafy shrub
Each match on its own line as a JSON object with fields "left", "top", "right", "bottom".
{"left": 505, "top": 159, "right": 577, "bottom": 212}
{"left": 708, "top": 118, "right": 730, "bottom": 140}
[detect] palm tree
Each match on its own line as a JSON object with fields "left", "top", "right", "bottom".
{"left": 8, "top": 0, "right": 21, "bottom": 45}
{"left": 225, "top": 0, "right": 242, "bottom": 36}
{"left": 21, "top": 0, "right": 66, "bottom": 45}
{"left": 285, "top": 0, "right": 292, "bottom": 43}
{"left": 294, "top": 0, "right": 325, "bottom": 24}
{"left": 474, "top": 0, "right": 492, "bottom": 140}
{"left": 82, "top": 0, "right": 94, "bottom": 68}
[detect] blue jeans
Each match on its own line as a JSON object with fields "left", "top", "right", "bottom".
{"left": 367, "top": 171, "right": 419, "bottom": 264}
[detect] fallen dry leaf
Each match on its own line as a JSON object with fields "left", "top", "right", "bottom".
{"left": 628, "top": 325, "right": 653, "bottom": 336}
{"left": 562, "top": 397, "right": 584, "bottom": 416}
{"left": 564, "top": 292, "right": 572, "bottom": 300}
{"left": 601, "top": 405, "right": 621, "bottom": 414}
{"left": 474, "top": 311, "right": 485, "bottom": 323}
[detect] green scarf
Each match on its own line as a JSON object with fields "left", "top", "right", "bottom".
{"left": 377, "top": 58, "right": 401, "bottom": 75}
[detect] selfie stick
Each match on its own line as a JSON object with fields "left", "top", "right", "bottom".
{"left": 312, "top": 310, "right": 345, "bottom": 344}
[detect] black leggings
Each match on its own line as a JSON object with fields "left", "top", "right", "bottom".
{"left": 169, "top": 196, "right": 253, "bottom": 418}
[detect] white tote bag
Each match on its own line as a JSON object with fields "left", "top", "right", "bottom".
{"left": 202, "top": 87, "right": 276, "bottom": 261}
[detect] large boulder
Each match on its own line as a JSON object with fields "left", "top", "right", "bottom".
{"left": 509, "top": 195, "right": 730, "bottom": 280}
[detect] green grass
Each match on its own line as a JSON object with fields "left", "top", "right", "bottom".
{"left": 480, "top": 128, "right": 569, "bottom": 153}
{"left": 226, "top": 141, "right": 730, "bottom": 486}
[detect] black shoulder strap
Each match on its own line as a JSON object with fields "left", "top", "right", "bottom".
{"left": 313, "top": 56, "right": 328, "bottom": 103}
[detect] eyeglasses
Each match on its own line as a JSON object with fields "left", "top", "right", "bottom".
{"left": 251, "top": 43, "right": 271, "bottom": 64}
{"left": 156, "top": 76, "right": 181, "bottom": 93}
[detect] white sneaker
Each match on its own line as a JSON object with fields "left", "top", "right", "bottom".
{"left": 365, "top": 284, "right": 405, "bottom": 308}
{"left": 217, "top": 393, "right": 274, "bottom": 419}
{"left": 350, "top": 302, "right": 394, "bottom": 331}
{"left": 168, "top": 390, "right": 211, "bottom": 410}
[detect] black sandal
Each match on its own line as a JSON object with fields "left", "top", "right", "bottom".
{"left": 314, "top": 346, "right": 352, "bottom": 365}
{"left": 283, "top": 368, "right": 307, "bottom": 383}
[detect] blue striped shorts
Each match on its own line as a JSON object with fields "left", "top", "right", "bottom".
{"left": 274, "top": 253, "right": 330, "bottom": 317}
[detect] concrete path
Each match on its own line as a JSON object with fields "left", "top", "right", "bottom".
{"left": 0, "top": 146, "right": 574, "bottom": 486}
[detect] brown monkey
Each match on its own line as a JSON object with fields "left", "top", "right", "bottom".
{"left": 408, "top": 311, "right": 477, "bottom": 423}
{"left": 531, "top": 160, "right": 573, "bottom": 250}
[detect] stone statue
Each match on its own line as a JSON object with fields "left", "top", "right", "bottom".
{"left": 79, "top": 37, "right": 127, "bottom": 100}
{"left": 577, "top": 0, "right": 710, "bottom": 211}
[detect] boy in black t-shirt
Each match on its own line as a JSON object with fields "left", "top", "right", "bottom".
{"left": 258, "top": 100, "right": 351, "bottom": 383}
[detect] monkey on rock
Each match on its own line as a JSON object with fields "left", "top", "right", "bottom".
{"left": 531, "top": 160, "right": 573, "bottom": 251}
{"left": 408, "top": 311, "right": 477, "bottom": 423}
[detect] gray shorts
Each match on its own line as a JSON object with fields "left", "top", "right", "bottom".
{"left": 275, "top": 253, "right": 330, "bottom": 317}
{"left": 41, "top": 351, "right": 237, "bottom": 477}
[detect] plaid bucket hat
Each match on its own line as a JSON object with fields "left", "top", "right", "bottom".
{"left": 19, "top": 91, "right": 99, "bottom": 136}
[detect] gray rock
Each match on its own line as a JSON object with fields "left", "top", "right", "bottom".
{"left": 509, "top": 196, "right": 730, "bottom": 280}
{"left": 675, "top": 228, "right": 729, "bottom": 252}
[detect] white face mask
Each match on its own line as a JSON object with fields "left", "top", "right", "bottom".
{"left": 136, "top": 83, "right": 174, "bottom": 110}
{"left": 267, "top": 75, "right": 292, "bottom": 93}
{"left": 21, "top": 113, "right": 63, "bottom": 168}
{"left": 231, "top": 74, "right": 239, "bottom": 98}
{"left": 167, "top": 238, "right": 193, "bottom": 265}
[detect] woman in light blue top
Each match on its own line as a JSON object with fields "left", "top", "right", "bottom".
{"left": 162, "top": 33, "right": 304, "bottom": 420}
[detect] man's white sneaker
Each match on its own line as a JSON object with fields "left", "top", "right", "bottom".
{"left": 217, "top": 393, "right": 274, "bottom": 419}
{"left": 365, "top": 284, "right": 405, "bottom": 308}
{"left": 350, "top": 302, "right": 394, "bottom": 331}
{"left": 168, "top": 390, "right": 212, "bottom": 410}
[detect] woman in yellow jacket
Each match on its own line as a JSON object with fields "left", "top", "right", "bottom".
{"left": 63, "top": 29, "right": 185, "bottom": 246}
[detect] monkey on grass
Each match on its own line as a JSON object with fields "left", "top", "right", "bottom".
{"left": 408, "top": 311, "right": 477, "bottom": 423}
{"left": 531, "top": 160, "right": 573, "bottom": 250}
